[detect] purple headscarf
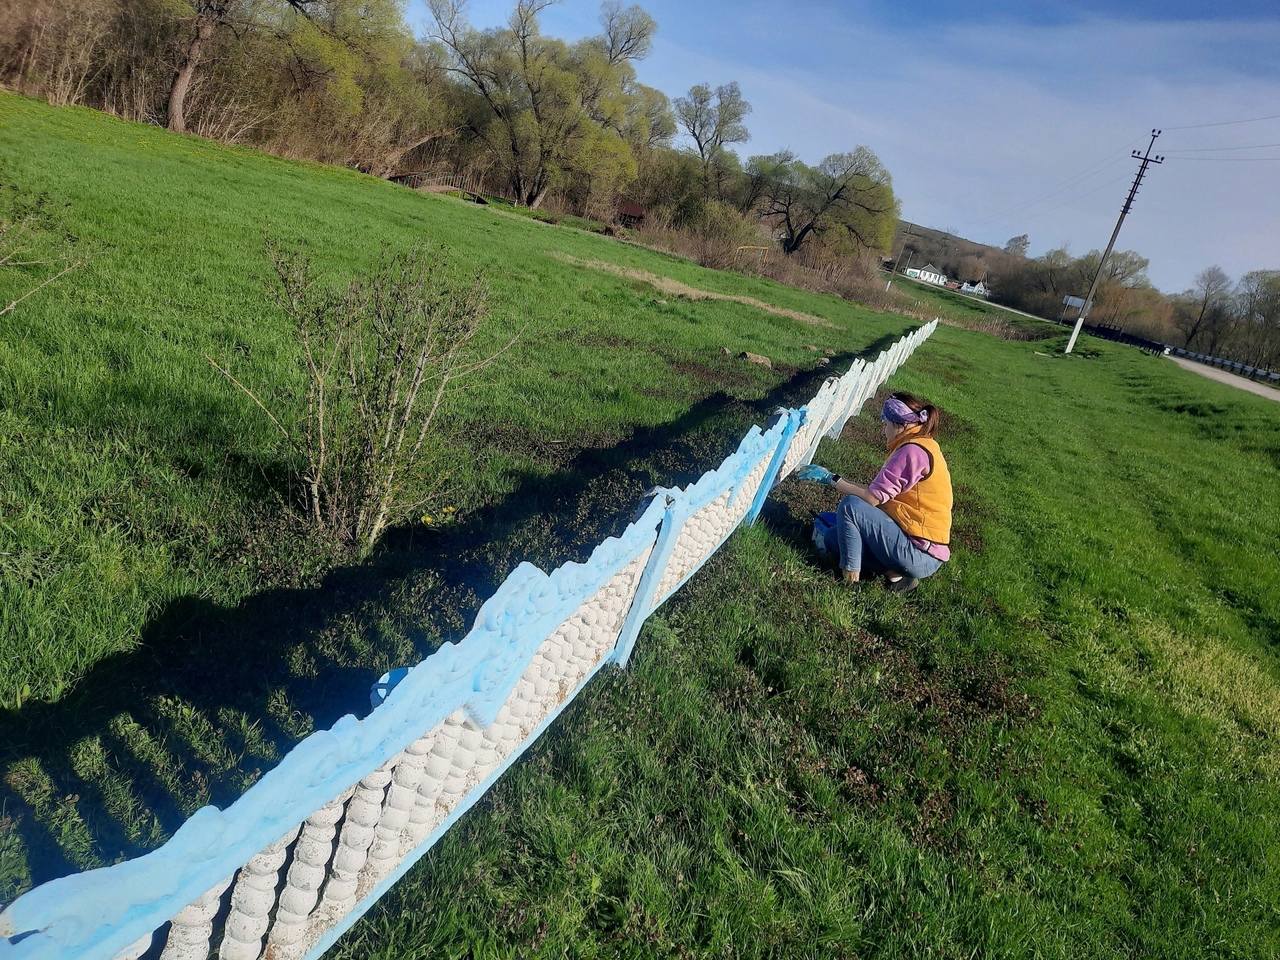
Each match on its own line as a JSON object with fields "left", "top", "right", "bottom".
{"left": 881, "top": 397, "right": 930, "bottom": 425}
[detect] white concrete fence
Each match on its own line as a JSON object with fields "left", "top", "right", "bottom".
{"left": 0, "top": 321, "right": 938, "bottom": 960}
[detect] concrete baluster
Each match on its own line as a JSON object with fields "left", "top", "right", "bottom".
{"left": 407, "top": 721, "right": 459, "bottom": 844}
{"left": 366, "top": 737, "right": 433, "bottom": 880}
{"left": 218, "top": 827, "right": 300, "bottom": 960}
{"left": 158, "top": 875, "right": 234, "bottom": 960}
{"left": 450, "top": 721, "right": 487, "bottom": 794}
{"left": 483, "top": 701, "right": 522, "bottom": 763}
{"left": 317, "top": 767, "right": 393, "bottom": 917}
{"left": 264, "top": 790, "right": 352, "bottom": 960}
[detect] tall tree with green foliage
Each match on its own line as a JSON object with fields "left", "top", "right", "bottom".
{"left": 428, "top": 0, "right": 656, "bottom": 209}
{"left": 751, "top": 147, "right": 897, "bottom": 256}
{"left": 166, "top": 0, "right": 326, "bottom": 134}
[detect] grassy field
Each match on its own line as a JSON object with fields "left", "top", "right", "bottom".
{"left": 3, "top": 94, "right": 1280, "bottom": 957}
{"left": 0, "top": 92, "right": 908, "bottom": 894}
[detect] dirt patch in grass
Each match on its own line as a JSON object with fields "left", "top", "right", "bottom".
{"left": 569, "top": 331, "right": 642, "bottom": 350}
{"left": 555, "top": 253, "right": 836, "bottom": 328}
{"left": 911, "top": 353, "right": 974, "bottom": 386}
{"left": 667, "top": 356, "right": 770, "bottom": 394}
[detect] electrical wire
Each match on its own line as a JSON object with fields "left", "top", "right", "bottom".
{"left": 1164, "top": 155, "right": 1280, "bottom": 162}
{"left": 1010, "top": 173, "right": 1133, "bottom": 225}
{"left": 1163, "top": 142, "right": 1280, "bottom": 153}
{"left": 966, "top": 138, "right": 1145, "bottom": 229}
{"left": 1163, "top": 113, "right": 1280, "bottom": 131}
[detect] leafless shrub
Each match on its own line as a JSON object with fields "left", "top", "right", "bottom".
{"left": 635, "top": 200, "right": 761, "bottom": 269}
{"left": 0, "top": 0, "right": 117, "bottom": 105}
{"left": 210, "top": 240, "right": 517, "bottom": 555}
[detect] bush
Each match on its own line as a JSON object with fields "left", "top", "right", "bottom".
{"left": 212, "top": 240, "right": 502, "bottom": 555}
{"left": 634, "top": 199, "right": 762, "bottom": 269}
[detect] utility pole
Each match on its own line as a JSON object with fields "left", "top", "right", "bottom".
{"left": 886, "top": 223, "right": 913, "bottom": 292}
{"left": 1065, "top": 129, "right": 1163, "bottom": 354}
{"left": 895, "top": 249, "right": 915, "bottom": 288}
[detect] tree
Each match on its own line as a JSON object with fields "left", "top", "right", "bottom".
{"left": 1173, "top": 265, "right": 1232, "bottom": 349}
{"left": 428, "top": 0, "right": 655, "bottom": 208}
{"left": 211, "top": 240, "right": 505, "bottom": 554}
{"left": 597, "top": 1, "right": 655, "bottom": 64}
{"left": 673, "top": 81, "right": 750, "bottom": 195}
{"left": 1003, "top": 234, "right": 1029, "bottom": 257}
{"left": 1234, "top": 269, "right": 1280, "bottom": 368}
{"left": 166, "top": 0, "right": 322, "bottom": 134}
{"left": 752, "top": 147, "right": 897, "bottom": 256}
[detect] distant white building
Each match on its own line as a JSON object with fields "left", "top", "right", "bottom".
{"left": 960, "top": 280, "right": 989, "bottom": 297}
{"left": 917, "top": 263, "right": 946, "bottom": 286}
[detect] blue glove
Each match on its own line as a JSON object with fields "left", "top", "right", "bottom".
{"left": 797, "top": 464, "right": 834, "bottom": 485}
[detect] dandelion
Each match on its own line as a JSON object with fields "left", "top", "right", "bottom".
{"left": 421, "top": 514, "right": 434, "bottom": 525}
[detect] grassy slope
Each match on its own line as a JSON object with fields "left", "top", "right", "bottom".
{"left": 3, "top": 95, "right": 1279, "bottom": 956}
{"left": 332, "top": 330, "right": 1280, "bottom": 959}
{"left": 0, "top": 93, "right": 902, "bottom": 700}
{"left": 0, "top": 93, "right": 904, "bottom": 892}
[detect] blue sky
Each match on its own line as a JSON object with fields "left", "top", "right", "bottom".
{"left": 408, "top": 1, "right": 1280, "bottom": 293}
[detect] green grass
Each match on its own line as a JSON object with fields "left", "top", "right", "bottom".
{"left": 331, "top": 333, "right": 1280, "bottom": 959}
{"left": 3, "top": 93, "right": 1280, "bottom": 957}
{"left": 887, "top": 273, "right": 1056, "bottom": 332}
{"left": 0, "top": 92, "right": 907, "bottom": 893}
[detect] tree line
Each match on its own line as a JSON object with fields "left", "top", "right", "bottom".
{"left": 892, "top": 225, "right": 1280, "bottom": 371}
{"left": 0, "top": 0, "right": 899, "bottom": 268}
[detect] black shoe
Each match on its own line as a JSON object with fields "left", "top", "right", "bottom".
{"left": 885, "top": 576, "right": 919, "bottom": 594}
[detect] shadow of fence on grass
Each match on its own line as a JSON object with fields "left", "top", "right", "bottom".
{"left": 0, "top": 334, "right": 903, "bottom": 893}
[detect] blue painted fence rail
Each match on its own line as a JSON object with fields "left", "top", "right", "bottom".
{"left": 0, "top": 321, "right": 937, "bottom": 960}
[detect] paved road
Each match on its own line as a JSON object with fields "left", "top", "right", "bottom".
{"left": 1167, "top": 355, "right": 1280, "bottom": 403}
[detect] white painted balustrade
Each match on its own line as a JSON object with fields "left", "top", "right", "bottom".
{"left": 0, "top": 321, "right": 937, "bottom": 960}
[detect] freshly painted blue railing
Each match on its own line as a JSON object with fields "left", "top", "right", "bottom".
{"left": 0, "top": 321, "right": 938, "bottom": 960}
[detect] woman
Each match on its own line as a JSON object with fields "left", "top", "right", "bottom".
{"left": 799, "top": 391, "right": 952, "bottom": 594}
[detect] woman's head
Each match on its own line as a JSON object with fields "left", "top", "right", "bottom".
{"left": 880, "top": 391, "right": 940, "bottom": 438}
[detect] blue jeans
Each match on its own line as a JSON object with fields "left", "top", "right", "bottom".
{"left": 836, "top": 495, "right": 944, "bottom": 579}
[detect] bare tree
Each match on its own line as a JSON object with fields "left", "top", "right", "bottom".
{"left": 598, "top": 1, "right": 656, "bottom": 64}
{"left": 210, "top": 240, "right": 519, "bottom": 553}
{"left": 1173, "top": 265, "right": 1232, "bottom": 348}
{"left": 1234, "top": 269, "right": 1280, "bottom": 368}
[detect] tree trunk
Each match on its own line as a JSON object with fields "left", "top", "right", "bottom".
{"left": 168, "top": 17, "right": 217, "bottom": 134}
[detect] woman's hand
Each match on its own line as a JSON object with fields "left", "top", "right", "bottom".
{"left": 797, "top": 464, "right": 836, "bottom": 485}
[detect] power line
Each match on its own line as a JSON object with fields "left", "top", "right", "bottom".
{"left": 1163, "top": 141, "right": 1280, "bottom": 153}
{"left": 969, "top": 157, "right": 1130, "bottom": 227}
{"left": 1163, "top": 113, "right": 1280, "bottom": 131}
{"left": 1165, "top": 155, "right": 1280, "bottom": 162}
{"left": 968, "top": 138, "right": 1144, "bottom": 228}
{"left": 1013, "top": 173, "right": 1132, "bottom": 224}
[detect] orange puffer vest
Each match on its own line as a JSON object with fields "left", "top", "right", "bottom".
{"left": 879, "top": 430, "right": 952, "bottom": 545}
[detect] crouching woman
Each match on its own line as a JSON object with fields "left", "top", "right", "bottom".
{"left": 800, "top": 391, "right": 952, "bottom": 594}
